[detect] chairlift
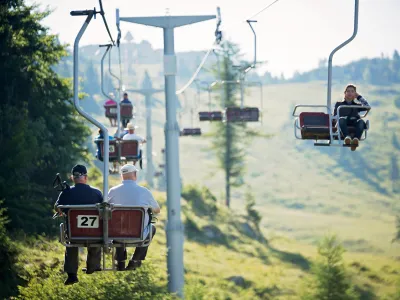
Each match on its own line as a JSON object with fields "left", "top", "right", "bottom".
{"left": 224, "top": 20, "right": 262, "bottom": 123}
{"left": 292, "top": 0, "right": 370, "bottom": 147}
{"left": 179, "top": 91, "right": 202, "bottom": 136}
{"left": 61, "top": 8, "right": 154, "bottom": 271}
{"left": 197, "top": 9, "right": 224, "bottom": 123}
{"left": 197, "top": 81, "right": 223, "bottom": 122}
{"left": 100, "top": 44, "right": 119, "bottom": 128}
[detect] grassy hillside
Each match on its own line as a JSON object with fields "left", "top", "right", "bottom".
{"left": 15, "top": 182, "right": 400, "bottom": 299}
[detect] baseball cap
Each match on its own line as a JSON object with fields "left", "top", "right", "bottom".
{"left": 71, "top": 164, "right": 87, "bottom": 178}
{"left": 120, "top": 164, "right": 139, "bottom": 174}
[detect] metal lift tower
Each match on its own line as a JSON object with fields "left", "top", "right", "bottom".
{"left": 124, "top": 71, "right": 163, "bottom": 188}
{"left": 118, "top": 12, "right": 216, "bottom": 298}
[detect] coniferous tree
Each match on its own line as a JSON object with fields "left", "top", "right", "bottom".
{"left": 302, "top": 235, "right": 358, "bottom": 300}
{"left": 209, "top": 42, "right": 253, "bottom": 207}
{"left": 0, "top": 202, "right": 22, "bottom": 299}
{"left": 0, "top": 0, "right": 90, "bottom": 234}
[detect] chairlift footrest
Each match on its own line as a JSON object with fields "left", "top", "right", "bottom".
{"left": 314, "top": 142, "right": 330, "bottom": 147}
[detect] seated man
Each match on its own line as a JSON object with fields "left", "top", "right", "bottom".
{"left": 120, "top": 93, "right": 133, "bottom": 128}
{"left": 122, "top": 123, "right": 146, "bottom": 143}
{"left": 108, "top": 164, "right": 160, "bottom": 271}
{"left": 54, "top": 165, "right": 103, "bottom": 285}
{"left": 120, "top": 92, "right": 132, "bottom": 104}
{"left": 334, "top": 84, "right": 370, "bottom": 151}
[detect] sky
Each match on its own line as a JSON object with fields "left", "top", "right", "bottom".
{"left": 28, "top": 0, "right": 400, "bottom": 77}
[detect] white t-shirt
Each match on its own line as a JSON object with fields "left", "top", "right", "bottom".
{"left": 108, "top": 180, "right": 159, "bottom": 237}
{"left": 122, "top": 133, "right": 145, "bottom": 142}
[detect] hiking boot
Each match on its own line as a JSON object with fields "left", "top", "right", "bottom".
{"left": 126, "top": 260, "right": 142, "bottom": 270}
{"left": 117, "top": 261, "right": 126, "bottom": 271}
{"left": 85, "top": 267, "right": 102, "bottom": 274}
{"left": 64, "top": 274, "right": 79, "bottom": 285}
{"left": 344, "top": 136, "right": 352, "bottom": 145}
{"left": 351, "top": 137, "right": 359, "bottom": 151}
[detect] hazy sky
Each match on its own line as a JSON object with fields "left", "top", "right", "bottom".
{"left": 28, "top": 0, "right": 400, "bottom": 77}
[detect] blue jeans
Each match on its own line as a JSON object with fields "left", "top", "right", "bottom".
{"left": 339, "top": 117, "right": 365, "bottom": 139}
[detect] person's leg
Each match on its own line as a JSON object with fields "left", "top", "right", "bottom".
{"left": 351, "top": 119, "right": 365, "bottom": 151}
{"left": 126, "top": 226, "right": 156, "bottom": 270}
{"left": 64, "top": 247, "right": 79, "bottom": 285}
{"left": 86, "top": 247, "right": 102, "bottom": 273}
{"left": 339, "top": 117, "right": 351, "bottom": 144}
{"left": 115, "top": 245, "right": 127, "bottom": 271}
{"left": 355, "top": 119, "right": 366, "bottom": 139}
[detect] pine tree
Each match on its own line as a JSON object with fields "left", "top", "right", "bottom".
{"left": 0, "top": 0, "right": 90, "bottom": 233}
{"left": 302, "top": 235, "right": 358, "bottom": 300}
{"left": 209, "top": 42, "right": 252, "bottom": 207}
{"left": 0, "top": 201, "right": 22, "bottom": 299}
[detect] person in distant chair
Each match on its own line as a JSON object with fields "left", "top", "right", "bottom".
{"left": 120, "top": 92, "right": 133, "bottom": 128}
{"left": 104, "top": 92, "right": 117, "bottom": 126}
{"left": 333, "top": 84, "right": 370, "bottom": 151}
{"left": 122, "top": 123, "right": 146, "bottom": 143}
{"left": 108, "top": 164, "right": 160, "bottom": 271}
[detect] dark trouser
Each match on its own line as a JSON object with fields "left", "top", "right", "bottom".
{"left": 122, "top": 118, "right": 129, "bottom": 128}
{"left": 64, "top": 246, "right": 101, "bottom": 274}
{"left": 339, "top": 117, "right": 365, "bottom": 139}
{"left": 115, "top": 225, "right": 156, "bottom": 262}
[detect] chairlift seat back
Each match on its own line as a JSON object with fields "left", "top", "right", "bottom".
{"left": 226, "top": 107, "right": 259, "bottom": 122}
{"left": 180, "top": 128, "right": 202, "bottom": 136}
{"left": 300, "top": 112, "right": 360, "bottom": 140}
{"left": 199, "top": 111, "right": 223, "bottom": 121}
{"left": 121, "top": 103, "right": 133, "bottom": 119}
{"left": 120, "top": 140, "right": 140, "bottom": 159}
{"left": 99, "top": 139, "right": 119, "bottom": 161}
{"left": 68, "top": 209, "right": 103, "bottom": 241}
{"left": 109, "top": 208, "right": 145, "bottom": 242}
{"left": 104, "top": 104, "right": 118, "bottom": 118}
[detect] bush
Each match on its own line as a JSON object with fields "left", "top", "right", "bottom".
{"left": 245, "top": 187, "right": 261, "bottom": 230}
{"left": 182, "top": 185, "right": 217, "bottom": 218}
{"left": 301, "top": 235, "right": 358, "bottom": 300}
{"left": 18, "top": 263, "right": 174, "bottom": 300}
{"left": 0, "top": 201, "right": 23, "bottom": 299}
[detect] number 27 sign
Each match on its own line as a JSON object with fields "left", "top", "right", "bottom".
{"left": 77, "top": 215, "right": 99, "bottom": 228}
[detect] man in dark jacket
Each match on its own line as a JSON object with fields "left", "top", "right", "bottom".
{"left": 334, "top": 84, "right": 370, "bottom": 151}
{"left": 55, "top": 165, "right": 103, "bottom": 285}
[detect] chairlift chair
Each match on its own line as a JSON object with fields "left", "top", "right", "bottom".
{"left": 57, "top": 203, "right": 156, "bottom": 271}
{"left": 179, "top": 91, "right": 203, "bottom": 136}
{"left": 66, "top": 9, "right": 154, "bottom": 272}
{"left": 292, "top": 0, "right": 370, "bottom": 147}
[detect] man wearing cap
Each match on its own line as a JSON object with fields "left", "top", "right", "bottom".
{"left": 108, "top": 164, "right": 160, "bottom": 271}
{"left": 122, "top": 123, "right": 146, "bottom": 143}
{"left": 55, "top": 165, "right": 103, "bottom": 285}
{"left": 121, "top": 93, "right": 133, "bottom": 128}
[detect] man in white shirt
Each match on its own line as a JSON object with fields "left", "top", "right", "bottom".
{"left": 108, "top": 164, "right": 160, "bottom": 271}
{"left": 122, "top": 123, "right": 146, "bottom": 143}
